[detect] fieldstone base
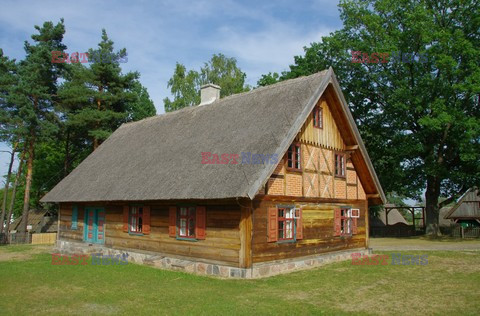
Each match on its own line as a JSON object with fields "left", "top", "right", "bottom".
{"left": 55, "top": 240, "right": 371, "bottom": 278}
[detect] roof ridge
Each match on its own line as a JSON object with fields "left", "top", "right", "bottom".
{"left": 120, "top": 70, "right": 329, "bottom": 129}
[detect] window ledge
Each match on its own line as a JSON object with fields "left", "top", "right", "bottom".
{"left": 176, "top": 237, "right": 198, "bottom": 242}
{"left": 277, "top": 239, "right": 296, "bottom": 244}
{"left": 286, "top": 168, "right": 302, "bottom": 173}
{"left": 128, "top": 232, "right": 144, "bottom": 236}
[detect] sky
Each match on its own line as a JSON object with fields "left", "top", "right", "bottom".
{"left": 0, "top": 0, "right": 342, "bottom": 178}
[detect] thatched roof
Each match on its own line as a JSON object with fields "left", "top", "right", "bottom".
{"left": 439, "top": 207, "right": 454, "bottom": 227}
{"left": 9, "top": 209, "right": 57, "bottom": 233}
{"left": 370, "top": 208, "right": 409, "bottom": 227}
{"left": 445, "top": 187, "right": 480, "bottom": 219}
{"left": 41, "top": 68, "right": 385, "bottom": 204}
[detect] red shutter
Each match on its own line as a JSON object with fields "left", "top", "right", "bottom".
{"left": 352, "top": 218, "right": 358, "bottom": 234}
{"left": 296, "top": 208, "right": 303, "bottom": 240}
{"left": 168, "top": 206, "right": 177, "bottom": 237}
{"left": 195, "top": 206, "right": 206, "bottom": 240}
{"left": 334, "top": 208, "right": 341, "bottom": 236}
{"left": 267, "top": 207, "right": 278, "bottom": 242}
{"left": 143, "top": 206, "right": 151, "bottom": 235}
{"left": 123, "top": 205, "right": 129, "bottom": 233}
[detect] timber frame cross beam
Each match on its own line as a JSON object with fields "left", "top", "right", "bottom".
{"left": 384, "top": 206, "right": 426, "bottom": 230}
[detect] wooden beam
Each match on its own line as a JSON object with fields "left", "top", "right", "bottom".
{"left": 345, "top": 145, "right": 359, "bottom": 151}
{"left": 365, "top": 200, "right": 369, "bottom": 249}
{"left": 366, "top": 194, "right": 381, "bottom": 198}
{"left": 239, "top": 199, "right": 253, "bottom": 269}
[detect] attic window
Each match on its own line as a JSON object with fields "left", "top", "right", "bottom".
{"left": 287, "top": 143, "right": 301, "bottom": 171}
{"left": 313, "top": 106, "right": 323, "bottom": 129}
{"left": 334, "top": 153, "right": 345, "bottom": 177}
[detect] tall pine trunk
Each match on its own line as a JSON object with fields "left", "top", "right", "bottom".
{"left": 0, "top": 142, "right": 17, "bottom": 234}
{"left": 64, "top": 128, "right": 71, "bottom": 177}
{"left": 93, "top": 87, "right": 103, "bottom": 150}
{"left": 425, "top": 175, "right": 441, "bottom": 236}
{"left": 5, "top": 151, "right": 25, "bottom": 235}
{"left": 20, "top": 136, "right": 35, "bottom": 233}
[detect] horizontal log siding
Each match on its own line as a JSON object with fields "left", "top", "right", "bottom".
{"left": 59, "top": 201, "right": 242, "bottom": 266}
{"left": 251, "top": 197, "right": 368, "bottom": 263}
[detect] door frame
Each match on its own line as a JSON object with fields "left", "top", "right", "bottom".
{"left": 83, "top": 207, "right": 105, "bottom": 244}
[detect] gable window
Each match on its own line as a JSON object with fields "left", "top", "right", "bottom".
{"left": 287, "top": 143, "right": 301, "bottom": 171}
{"left": 168, "top": 206, "right": 206, "bottom": 240}
{"left": 334, "top": 153, "right": 346, "bottom": 177}
{"left": 71, "top": 205, "right": 78, "bottom": 230}
{"left": 267, "top": 206, "right": 303, "bottom": 242}
{"left": 178, "top": 206, "right": 196, "bottom": 238}
{"left": 313, "top": 106, "right": 323, "bottom": 129}
{"left": 334, "top": 208, "right": 358, "bottom": 237}
{"left": 129, "top": 206, "right": 143, "bottom": 233}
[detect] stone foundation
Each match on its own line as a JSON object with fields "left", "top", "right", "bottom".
{"left": 55, "top": 240, "right": 371, "bottom": 278}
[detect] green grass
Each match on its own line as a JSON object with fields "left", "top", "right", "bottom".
{"left": 0, "top": 246, "right": 479, "bottom": 315}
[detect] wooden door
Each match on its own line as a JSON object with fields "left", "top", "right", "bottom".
{"left": 84, "top": 207, "right": 105, "bottom": 244}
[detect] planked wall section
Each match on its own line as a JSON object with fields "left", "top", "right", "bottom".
{"left": 251, "top": 198, "right": 368, "bottom": 263}
{"left": 59, "top": 201, "right": 242, "bottom": 266}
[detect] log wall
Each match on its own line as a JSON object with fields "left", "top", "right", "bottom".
{"left": 58, "top": 201, "right": 242, "bottom": 266}
{"left": 251, "top": 197, "right": 368, "bottom": 263}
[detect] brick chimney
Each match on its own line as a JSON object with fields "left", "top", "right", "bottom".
{"left": 199, "top": 83, "right": 221, "bottom": 106}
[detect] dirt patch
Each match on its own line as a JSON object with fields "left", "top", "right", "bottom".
{"left": 0, "top": 245, "right": 53, "bottom": 262}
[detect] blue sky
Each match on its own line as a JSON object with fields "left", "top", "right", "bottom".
{"left": 0, "top": 0, "right": 342, "bottom": 177}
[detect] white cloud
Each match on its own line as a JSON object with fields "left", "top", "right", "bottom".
{"left": 0, "top": 0, "right": 341, "bottom": 175}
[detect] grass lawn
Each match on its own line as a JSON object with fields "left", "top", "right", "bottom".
{"left": 0, "top": 245, "right": 479, "bottom": 315}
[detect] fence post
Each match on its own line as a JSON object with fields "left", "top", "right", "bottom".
{"left": 461, "top": 226, "right": 464, "bottom": 239}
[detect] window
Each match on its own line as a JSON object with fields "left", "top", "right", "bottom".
{"left": 71, "top": 205, "right": 78, "bottom": 230}
{"left": 334, "top": 153, "right": 345, "bottom": 177}
{"left": 334, "top": 208, "right": 358, "bottom": 237}
{"left": 340, "top": 209, "right": 352, "bottom": 236}
{"left": 267, "top": 206, "right": 303, "bottom": 242}
{"left": 168, "top": 206, "right": 206, "bottom": 240}
{"left": 129, "top": 206, "right": 143, "bottom": 233}
{"left": 278, "top": 207, "right": 295, "bottom": 240}
{"left": 178, "top": 206, "right": 196, "bottom": 238}
{"left": 313, "top": 106, "right": 323, "bottom": 128}
{"left": 287, "top": 143, "right": 301, "bottom": 171}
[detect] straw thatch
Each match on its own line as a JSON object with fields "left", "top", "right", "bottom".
{"left": 41, "top": 68, "right": 384, "bottom": 203}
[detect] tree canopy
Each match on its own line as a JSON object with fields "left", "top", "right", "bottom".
{"left": 164, "top": 54, "right": 249, "bottom": 112}
{"left": 260, "top": 0, "right": 480, "bottom": 235}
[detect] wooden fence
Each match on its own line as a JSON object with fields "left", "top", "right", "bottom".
{"left": 452, "top": 226, "right": 480, "bottom": 238}
{"left": 31, "top": 233, "right": 57, "bottom": 244}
